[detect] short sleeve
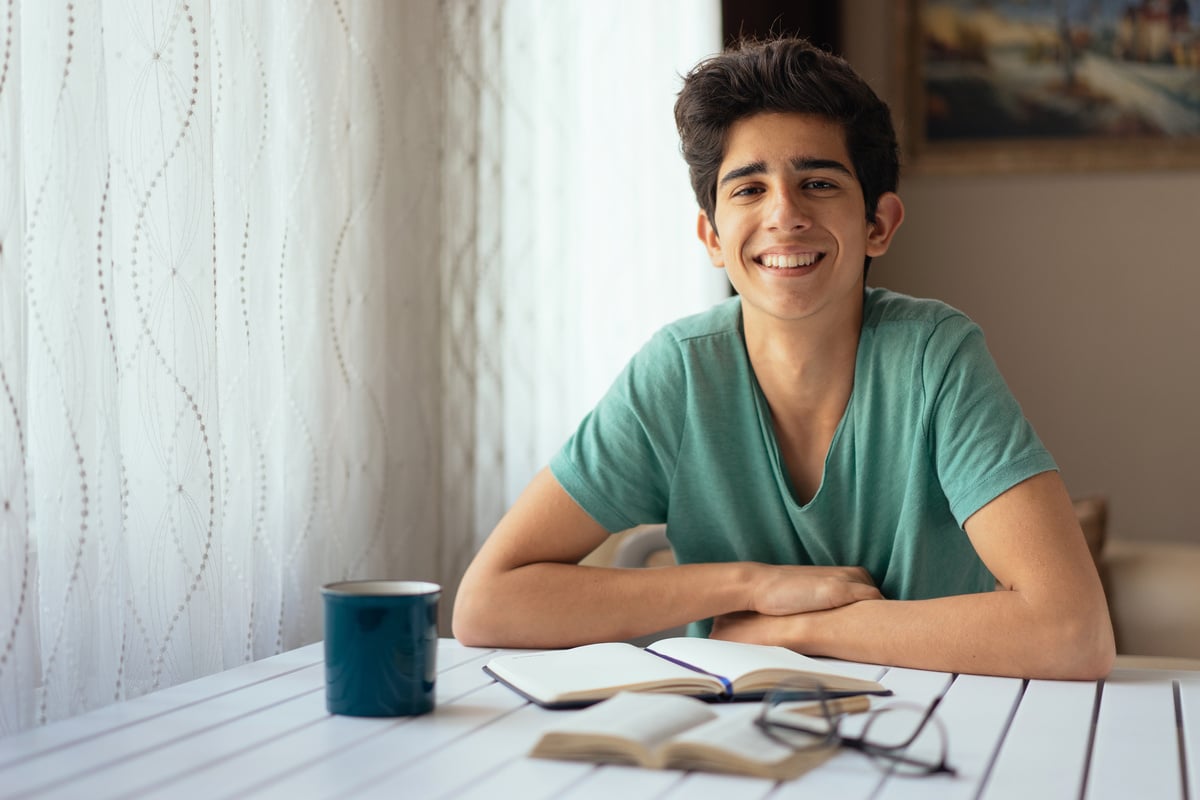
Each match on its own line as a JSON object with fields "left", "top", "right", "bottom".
{"left": 550, "top": 329, "right": 688, "bottom": 532}
{"left": 923, "top": 316, "right": 1058, "bottom": 526}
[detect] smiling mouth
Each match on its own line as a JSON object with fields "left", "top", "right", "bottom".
{"left": 756, "top": 253, "right": 824, "bottom": 269}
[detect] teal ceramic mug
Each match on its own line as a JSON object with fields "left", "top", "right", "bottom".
{"left": 321, "top": 580, "right": 440, "bottom": 717}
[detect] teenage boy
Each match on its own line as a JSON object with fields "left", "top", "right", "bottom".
{"left": 453, "top": 37, "right": 1114, "bottom": 679}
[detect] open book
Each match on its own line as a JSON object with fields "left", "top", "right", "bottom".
{"left": 530, "top": 691, "right": 868, "bottom": 780}
{"left": 485, "top": 637, "right": 890, "bottom": 708}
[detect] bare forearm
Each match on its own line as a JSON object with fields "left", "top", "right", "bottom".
{"left": 453, "top": 561, "right": 756, "bottom": 648}
{"left": 719, "top": 590, "right": 1114, "bottom": 679}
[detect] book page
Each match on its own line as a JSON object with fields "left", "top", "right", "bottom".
{"left": 661, "top": 705, "right": 836, "bottom": 779}
{"left": 647, "top": 638, "right": 836, "bottom": 682}
{"left": 486, "top": 642, "right": 722, "bottom": 705}
{"left": 534, "top": 692, "right": 718, "bottom": 754}
{"left": 667, "top": 704, "right": 796, "bottom": 760}
{"left": 646, "top": 638, "right": 884, "bottom": 695}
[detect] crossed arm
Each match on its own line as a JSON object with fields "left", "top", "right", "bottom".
{"left": 452, "top": 467, "right": 1115, "bottom": 680}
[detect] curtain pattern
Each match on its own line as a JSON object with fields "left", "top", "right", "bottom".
{"left": 0, "top": 0, "right": 722, "bottom": 735}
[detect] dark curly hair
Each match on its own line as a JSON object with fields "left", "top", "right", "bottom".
{"left": 674, "top": 36, "right": 899, "bottom": 229}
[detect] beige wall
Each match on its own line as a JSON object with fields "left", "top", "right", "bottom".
{"left": 845, "top": 6, "right": 1200, "bottom": 545}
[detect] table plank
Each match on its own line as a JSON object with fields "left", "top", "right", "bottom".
{"left": 132, "top": 650, "right": 499, "bottom": 800}
{"left": 555, "top": 765, "right": 686, "bottom": 800}
{"left": 233, "top": 679, "right": 526, "bottom": 799}
{"left": 657, "top": 772, "right": 776, "bottom": 799}
{"left": 1181, "top": 680, "right": 1199, "bottom": 800}
{"left": 879, "top": 673, "right": 1024, "bottom": 800}
{"left": 449, "top": 757, "right": 598, "bottom": 800}
{"left": 983, "top": 678, "right": 1094, "bottom": 799}
{"left": 1, "top": 662, "right": 325, "bottom": 798}
{"left": 436, "top": 641, "right": 499, "bottom": 671}
{"left": 0, "top": 640, "right": 496, "bottom": 800}
{"left": 42, "top": 687, "right": 326, "bottom": 800}
{"left": 0, "top": 643, "right": 323, "bottom": 772}
{"left": 1086, "top": 674, "right": 1183, "bottom": 800}
{"left": 340, "top": 698, "right": 568, "bottom": 798}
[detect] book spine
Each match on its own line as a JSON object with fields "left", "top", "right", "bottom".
{"left": 644, "top": 647, "right": 734, "bottom": 697}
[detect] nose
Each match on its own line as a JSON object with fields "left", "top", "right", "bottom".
{"left": 764, "top": 185, "right": 812, "bottom": 231}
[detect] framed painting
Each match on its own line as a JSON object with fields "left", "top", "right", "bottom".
{"left": 900, "top": 0, "right": 1200, "bottom": 173}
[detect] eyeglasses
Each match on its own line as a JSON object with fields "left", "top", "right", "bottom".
{"left": 754, "top": 678, "right": 956, "bottom": 778}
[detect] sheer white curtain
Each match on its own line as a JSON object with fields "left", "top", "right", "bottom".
{"left": 441, "top": 0, "right": 727, "bottom": 594}
{"left": 0, "top": 0, "right": 722, "bottom": 735}
{"left": 495, "top": 1, "right": 728, "bottom": 501}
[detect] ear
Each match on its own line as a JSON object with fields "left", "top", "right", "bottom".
{"left": 696, "top": 210, "right": 725, "bottom": 267}
{"left": 865, "top": 192, "right": 905, "bottom": 258}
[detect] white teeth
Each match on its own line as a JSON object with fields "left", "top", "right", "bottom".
{"left": 760, "top": 253, "right": 818, "bottom": 268}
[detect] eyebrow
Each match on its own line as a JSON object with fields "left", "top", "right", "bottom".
{"left": 718, "top": 157, "right": 854, "bottom": 188}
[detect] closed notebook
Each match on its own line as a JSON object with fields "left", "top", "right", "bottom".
{"left": 529, "top": 691, "right": 867, "bottom": 780}
{"left": 485, "top": 637, "right": 890, "bottom": 708}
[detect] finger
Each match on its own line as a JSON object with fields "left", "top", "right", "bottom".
{"left": 842, "top": 566, "right": 878, "bottom": 586}
{"left": 819, "top": 580, "right": 884, "bottom": 609}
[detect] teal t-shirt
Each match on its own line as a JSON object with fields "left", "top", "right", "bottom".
{"left": 550, "top": 288, "right": 1056, "bottom": 634}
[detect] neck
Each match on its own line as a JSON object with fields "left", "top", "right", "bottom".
{"left": 742, "top": 294, "right": 864, "bottom": 505}
{"left": 742, "top": 295, "right": 864, "bottom": 413}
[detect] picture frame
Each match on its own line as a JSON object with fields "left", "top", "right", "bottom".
{"left": 899, "top": 0, "right": 1200, "bottom": 174}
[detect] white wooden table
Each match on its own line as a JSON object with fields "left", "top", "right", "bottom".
{"left": 1, "top": 639, "right": 1196, "bottom": 799}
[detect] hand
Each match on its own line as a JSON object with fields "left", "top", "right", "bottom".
{"left": 714, "top": 566, "right": 881, "bottom": 648}
{"left": 749, "top": 564, "right": 882, "bottom": 616}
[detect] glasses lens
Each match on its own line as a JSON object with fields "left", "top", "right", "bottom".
{"left": 759, "top": 680, "right": 838, "bottom": 749}
{"left": 859, "top": 705, "right": 950, "bottom": 776}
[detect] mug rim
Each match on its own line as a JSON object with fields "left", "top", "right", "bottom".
{"left": 321, "top": 580, "right": 440, "bottom": 597}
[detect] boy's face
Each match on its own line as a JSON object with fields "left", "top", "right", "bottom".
{"left": 698, "top": 112, "right": 902, "bottom": 329}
